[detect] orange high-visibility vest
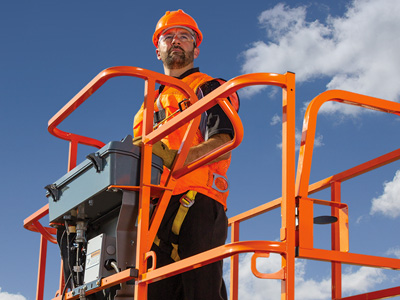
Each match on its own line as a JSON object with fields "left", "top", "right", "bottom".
{"left": 133, "top": 71, "right": 230, "bottom": 209}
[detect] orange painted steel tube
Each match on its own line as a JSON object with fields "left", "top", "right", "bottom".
{"left": 53, "top": 240, "right": 281, "bottom": 300}
{"left": 48, "top": 66, "right": 196, "bottom": 146}
{"left": 139, "top": 241, "right": 286, "bottom": 284}
{"left": 171, "top": 98, "right": 242, "bottom": 179}
{"left": 251, "top": 252, "right": 285, "bottom": 279}
{"left": 135, "top": 143, "right": 155, "bottom": 300}
{"left": 280, "top": 72, "right": 296, "bottom": 300}
{"left": 308, "top": 148, "right": 400, "bottom": 195}
{"left": 339, "top": 286, "right": 400, "bottom": 300}
{"left": 53, "top": 268, "right": 138, "bottom": 300}
{"left": 294, "top": 89, "right": 400, "bottom": 300}
{"left": 36, "top": 235, "right": 48, "bottom": 300}
{"left": 296, "top": 90, "right": 400, "bottom": 198}
{"left": 297, "top": 194, "right": 349, "bottom": 242}
{"left": 230, "top": 222, "right": 240, "bottom": 300}
{"left": 23, "top": 204, "right": 49, "bottom": 231}
{"left": 228, "top": 198, "right": 282, "bottom": 225}
{"left": 47, "top": 66, "right": 198, "bottom": 168}
{"left": 298, "top": 196, "right": 314, "bottom": 249}
{"left": 23, "top": 204, "right": 57, "bottom": 243}
{"left": 331, "top": 181, "right": 342, "bottom": 300}
{"left": 32, "top": 221, "right": 57, "bottom": 244}
{"left": 298, "top": 248, "right": 400, "bottom": 270}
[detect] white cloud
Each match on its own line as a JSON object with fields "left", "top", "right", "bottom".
{"left": 241, "top": 0, "right": 400, "bottom": 116}
{"left": 313, "top": 133, "right": 324, "bottom": 148}
{"left": 341, "top": 266, "right": 386, "bottom": 293}
{"left": 370, "top": 170, "right": 400, "bottom": 218}
{"left": 0, "top": 288, "right": 27, "bottom": 300}
{"left": 386, "top": 247, "right": 400, "bottom": 259}
{"left": 355, "top": 214, "right": 371, "bottom": 224}
{"left": 224, "top": 253, "right": 386, "bottom": 300}
{"left": 226, "top": 253, "right": 282, "bottom": 300}
{"left": 270, "top": 114, "right": 281, "bottom": 125}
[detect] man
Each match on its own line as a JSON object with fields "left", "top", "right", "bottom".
{"left": 133, "top": 10, "right": 237, "bottom": 300}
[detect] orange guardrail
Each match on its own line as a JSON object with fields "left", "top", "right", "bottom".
{"left": 294, "top": 90, "right": 400, "bottom": 300}
{"left": 24, "top": 66, "right": 400, "bottom": 300}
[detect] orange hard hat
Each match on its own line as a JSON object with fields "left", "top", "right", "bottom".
{"left": 153, "top": 10, "right": 203, "bottom": 47}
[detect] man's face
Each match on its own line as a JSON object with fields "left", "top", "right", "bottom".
{"left": 156, "top": 28, "right": 200, "bottom": 70}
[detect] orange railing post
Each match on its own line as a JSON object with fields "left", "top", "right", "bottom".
{"left": 36, "top": 234, "right": 48, "bottom": 300}
{"left": 279, "top": 72, "right": 296, "bottom": 300}
{"left": 331, "top": 181, "right": 342, "bottom": 300}
{"left": 230, "top": 221, "right": 240, "bottom": 300}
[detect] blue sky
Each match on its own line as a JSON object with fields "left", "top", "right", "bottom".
{"left": 1, "top": 0, "right": 400, "bottom": 299}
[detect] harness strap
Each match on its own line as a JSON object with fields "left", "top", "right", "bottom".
{"left": 154, "top": 190, "right": 197, "bottom": 262}
{"left": 153, "top": 98, "right": 192, "bottom": 129}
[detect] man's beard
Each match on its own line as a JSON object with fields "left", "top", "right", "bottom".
{"left": 162, "top": 46, "right": 194, "bottom": 69}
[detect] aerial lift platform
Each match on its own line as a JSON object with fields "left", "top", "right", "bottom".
{"left": 24, "top": 66, "right": 400, "bottom": 299}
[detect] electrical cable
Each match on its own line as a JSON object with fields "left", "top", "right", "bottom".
{"left": 64, "top": 221, "right": 76, "bottom": 289}
{"left": 110, "top": 260, "right": 120, "bottom": 273}
{"left": 61, "top": 273, "right": 72, "bottom": 300}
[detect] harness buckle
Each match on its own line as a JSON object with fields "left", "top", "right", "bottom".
{"left": 178, "top": 98, "right": 191, "bottom": 112}
{"left": 153, "top": 99, "right": 191, "bottom": 130}
{"left": 179, "top": 190, "right": 196, "bottom": 208}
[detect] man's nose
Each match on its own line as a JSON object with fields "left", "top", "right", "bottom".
{"left": 172, "top": 37, "right": 180, "bottom": 44}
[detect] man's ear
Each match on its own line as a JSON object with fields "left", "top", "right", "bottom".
{"left": 156, "top": 48, "right": 161, "bottom": 60}
{"left": 194, "top": 47, "right": 200, "bottom": 59}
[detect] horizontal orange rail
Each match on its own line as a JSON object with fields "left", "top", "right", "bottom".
{"left": 48, "top": 67, "right": 197, "bottom": 149}
{"left": 340, "top": 286, "right": 400, "bottom": 300}
{"left": 23, "top": 204, "right": 56, "bottom": 244}
{"left": 140, "top": 241, "right": 286, "bottom": 284}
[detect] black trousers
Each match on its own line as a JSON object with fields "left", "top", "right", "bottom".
{"left": 148, "top": 192, "right": 228, "bottom": 300}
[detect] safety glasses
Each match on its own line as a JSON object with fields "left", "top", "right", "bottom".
{"left": 159, "top": 32, "right": 195, "bottom": 44}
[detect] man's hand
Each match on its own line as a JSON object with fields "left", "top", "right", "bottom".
{"left": 152, "top": 141, "right": 178, "bottom": 169}
{"left": 132, "top": 136, "right": 143, "bottom": 146}
{"left": 133, "top": 133, "right": 230, "bottom": 169}
{"left": 133, "top": 136, "right": 177, "bottom": 169}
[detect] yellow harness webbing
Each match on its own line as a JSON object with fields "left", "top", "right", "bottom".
{"left": 154, "top": 190, "right": 197, "bottom": 262}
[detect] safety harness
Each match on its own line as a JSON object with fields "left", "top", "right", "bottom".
{"left": 154, "top": 190, "right": 197, "bottom": 261}
{"left": 153, "top": 78, "right": 239, "bottom": 129}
